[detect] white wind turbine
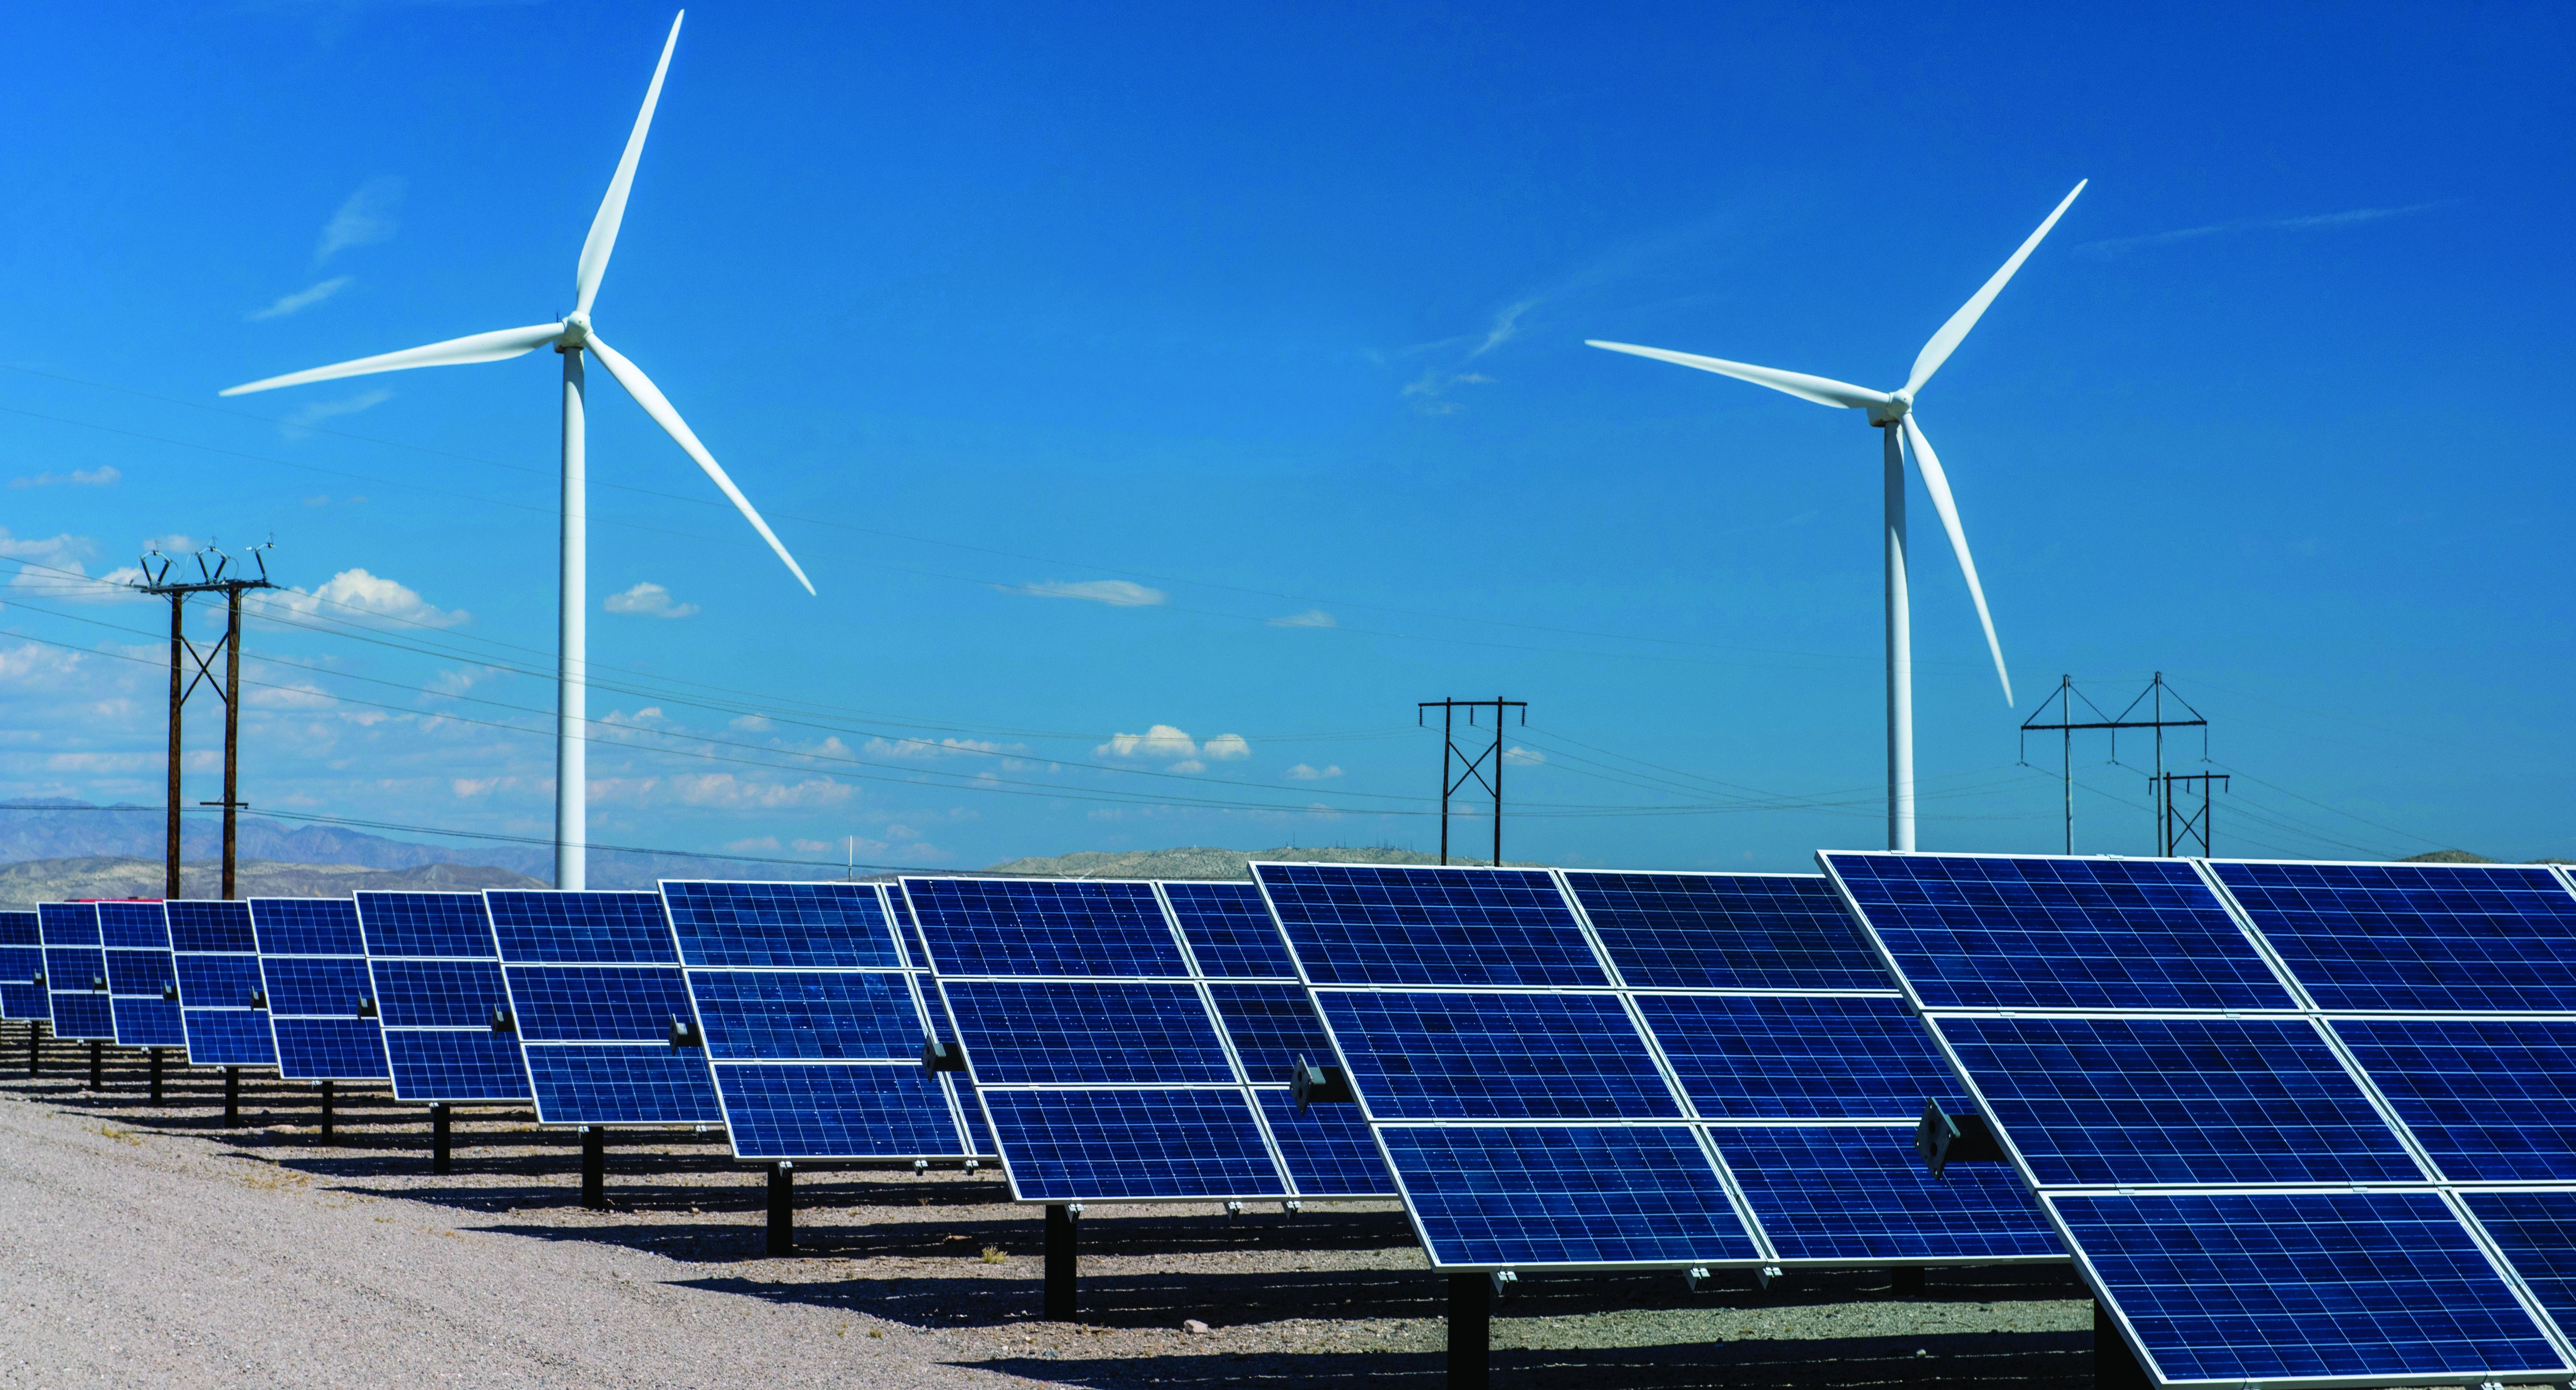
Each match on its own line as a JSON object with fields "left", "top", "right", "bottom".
{"left": 1588, "top": 181, "right": 2084, "bottom": 852}
{"left": 221, "top": 12, "right": 811, "bottom": 891}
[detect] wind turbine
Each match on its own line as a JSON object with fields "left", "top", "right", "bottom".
{"left": 1588, "top": 181, "right": 2084, "bottom": 853}
{"left": 221, "top": 12, "right": 811, "bottom": 891}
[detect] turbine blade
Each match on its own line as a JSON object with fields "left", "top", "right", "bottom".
{"left": 1902, "top": 414, "right": 2011, "bottom": 705}
{"left": 1585, "top": 340, "right": 1889, "bottom": 409}
{"left": 220, "top": 322, "right": 565, "bottom": 396}
{"left": 573, "top": 11, "right": 684, "bottom": 317}
{"left": 585, "top": 332, "right": 815, "bottom": 594}
{"left": 1902, "top": 181, "right": 2086, "bottom": 398}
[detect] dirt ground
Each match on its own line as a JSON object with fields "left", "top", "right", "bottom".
{"left": 0, "top": 1031, "right": 2111, "bottom": 1387}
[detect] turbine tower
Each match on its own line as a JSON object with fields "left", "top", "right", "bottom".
{"left": 221, "top": 12, "right": 811, "bottom": 890}
{"left": 1588, "top": 181, "right": 2084, "bottom": 852}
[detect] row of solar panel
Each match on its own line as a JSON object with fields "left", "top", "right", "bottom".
{"left": 1822, "top": 852, "right": 2576, "bottom": 1390}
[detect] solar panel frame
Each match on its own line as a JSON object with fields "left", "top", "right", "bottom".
{"left": 903, "top": 874, "right": 1395, "bottom": 1204}
{"left": 98, "top": 901, "right": 185, "bottom": 1050}
{"left": 485, "top": 889, "right": 722, "bottom": 1128}
{"left": 1824, "top": 849, "right": 2576, "bottom": 1389}
{"left": 357, "top": 891, "right": 531, "bottom": 1105}
{"left": 1262, "top": 862, "right": 2063, "bottom": 1275}
{"left": 0, "top": 910, "right": 48, "bottom": 1023}
{"left": 247, "top": 898, "right": 390, "bottom": 1083}
{"left": 662, "top": 880, "right": 976, "bottom": 1162}
{"left": 166, "top": 899, "right": 277, "bottom": 1066}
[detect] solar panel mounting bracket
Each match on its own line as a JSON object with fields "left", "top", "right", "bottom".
{"left": 89, "top": 975, "right": 106, "bottom": 992}
{"left": 1224, "top": 1200, "right": 1244, "bottom": 1223}
{"left": 921, "top": 1035, "right": 965, "bottom": 1073}
{"left": 491, "top": 1006, "right": 516, "bottom": 1036}
{"left": 357, "top": 996, "right": 377, "bottom": 1019}
{"left": 1489, "top": 1270, "right": 1518, "bottom": 1300}
{"left": 162, "top": 983, "right": 178, "bottom": 1001}
{"left": 1757, "top": 1265, "right": 1785, "bottom": 1289}
{"left": 1291, "top": 1054, "right": 1355, "bottom": 1112}
{"left": 668, "top": 1014, "right": 702, "bottom": 1049}
{"left": 1685, "top": 1266, "right": 1714, "bottom": 1293}
{"left": 248, "top": 988, "right": 267, "bottom": 1009}
{"left": 1915, "top": 1101, "right": 2004, "bottom": 1178}
{"left": 1282, "top": 1200, "right": 1302, "bottom": 1220}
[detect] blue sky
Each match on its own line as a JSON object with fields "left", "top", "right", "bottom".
{"left": 0, "top": 1, "right": 2568, "bottom": 874}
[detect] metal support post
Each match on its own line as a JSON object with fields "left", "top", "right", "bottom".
{"left": 224, "top": 1065, "right": 239, "bottom": 1125}
{"left": 221, "top": 588, "right": 242, "bottom": 900}
{"left": 2096, "top": 1300, "right": 2150, "bottom": 1389}
{"left": 88, "top": 1039, "right": 101, "bottom": 1090}
{"left": 766, "top": 1163, "right": 793, "bottom": 1255}
{"left": 431, "top": 1103, "right": 452, "bottom": 1175}
{"left": 581, "top": 1126, "right": 607, "bottom": 1209}
{"left": 1890, "top": 1265, "right": 1924, "bottom": 1295}
{"left": 319, "top": 1079, "right": 334, "bottom": 1139}
{"left": 1044, "top": 1204, "right": 1078, "bottom": 1320}
{"left": 1446, "top": 1272, "right": 1491, "bottom": 1390}
{"left": 26, "top": 1021, "right": 37, "bottom": 1078}
{"left": 149, "top": 1048, "right": 163, "bottom": 1103}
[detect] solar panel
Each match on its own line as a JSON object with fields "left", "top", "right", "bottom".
{"left": 485, "top": 890, "right": 719, "bottom": 1127}
{"left": 2211, "top": 859, "right": 2576, "bottom": 1011}
{"left": 97, "top": 902, "right": 185, "bottom": 1050}
{"left": 662, "top": 880, "right": 969, "bottom": 1161}
{"left": 165, "top": 900, "right": 276, "bottom": 1066}
{"left": 906, "top": 875, "right": 1393, "bottom": 1203}
{"left": 247, "top": 898, "right": 388, "bottom": 1083}
{"left": 0, "top": 910, "right": 47, "bottom": 1023}
{"left": 1263, "top": 862, "right": 2059, "bottom": 1274}
{"left": 356, "top": 892, "right": 529, "bottom": 1104}
{"left": 38, "top": 903, "right": 114, "bottom": 1041}
{"left": 1828, "top": 849, "right": 2576, "bottom": 1388}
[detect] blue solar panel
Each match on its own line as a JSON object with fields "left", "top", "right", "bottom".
{"left": 1710, "top": 1127, "right": 2062, "bottom": 1262}
{"left": 1935, "top": 1014, "right": 2424, "bottom": 1187}
{"left": 98, "top": 902, "right": 183, "bottom": 1049}
{"left": 1637, "top": 994, "right": 1966, "bottom": 1120}
{"left": 2335, "top": 1017, "right": 2576, "bottom": 1182}
{"left": 168, "top": 901, "right": 270, "bottom": 1063}
{"left": 1564, "top": 871, "right": 1885, "bottom": 990}
{"left": 1164, "top": 881, "right": 1297, "bottom": 978}
{"left": 358, "top": 892, "right": 527, "bottom": 1103}
{"left": 245, "top": 897, "right": 364, "bottom": 957}
{"left": 259, "top": 956, "right": 372, "bottom": 1017}
{"left": 270, "top": 1018, "right": 388, "bottom": 1081}
{"left": 980, "top": 1088, "right": 1282, "bottom": 1202}
{"left": 664, "top": 880, "right": 901, "bottom": 967}
{"left": 2460, "top": 1190, "right": 2576, "bottom": 1341}
{"left": 1822, "top": 851, "right": 2293, "bottom": 1011}
{"left": 666, "top": 881, "right": 975, "bottom": 1160}
{"left": 39, "top": 903, "right": 113, "bottom": 1041}
{"left": 2213, "top": 859, "right": 2576, "bottom": 1011}
{"left": 2055, "top": 1190, "right": 2567, "bottom": 1385}
{"left": 1255, "top": 864, "right": 1607, "bottom": 987}
{"left": 486, "top": 890, "right": 676, "bottom": 965}
{"left": 715, "top": 1062, "right": 964, "bottom": 1160}
{"left": 1316, "top": 989, "right": 1680, "bottom": 1122}
{"left": 907, "top": 878, "right": 1184, "bottom": 976}
{"left": 910, "top": 874, "right": 1389, "bottom": 1200}
{"left": 0, "top": 912, "right": 44, "bottom": 1021}
{"left": 1380, "top": 1125, "right": 1759, "bottom": 1269}
{"left": 486, "top": 891, "right": 717, "bottom": 1125}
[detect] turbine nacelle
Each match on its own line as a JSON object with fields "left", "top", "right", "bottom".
{"left": 560, "top": 313, "right": 595, "bottom": 347}
{"left": 1866, "top": 395, "right": 1913, "bottom": 426}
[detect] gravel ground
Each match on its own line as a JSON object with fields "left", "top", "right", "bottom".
{"left": 0, "top": 1034, "right": 2114, "bottom": 1387}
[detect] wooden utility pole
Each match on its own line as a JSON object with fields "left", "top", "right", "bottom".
{"left": 136, "top": 544, "right": 275, "bottom": 900}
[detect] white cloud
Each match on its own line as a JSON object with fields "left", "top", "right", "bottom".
{"left": 8, "top": 466, "right": 119, "bottom": 490}
{"left": 259, "top": 568, "right": 469, "bottom": 629}
{"left": 245, "top": 680, "right": 336, "bottom": 710}
{"left": 1097, "top": 725, "right": 1199, "bottom": 761}
{"left": 1286, "top": 763, "right": 1343, "bottom": 781}
{"left": 729, "top": 713, "right": 773, "bottom": 732}
{"left": 1202, "top": 734, "right": 1251, "bottom": 761}
{"left": 1269, "top": 609, "right": 1336, "bottom": 629}
{"left": 2079, "top": 202, "right": 2447, "bottom": 259}
{"left": 865, "top": 735, "right": 1018, "bottom": 761}
{"left": 143, "top": 534, "right": 196, "bottom": 555}
{"left": 1503, "top": 745, "right": 1547, "bottom": 765}
{"left": 316, "top": 177, "right": 403, "bottom": 262}
{"left": 248, "top": 276, "right": 353, "bottom": 321}
{"left": 603, "top": 581, "right": 699, "bottom": 619}
{"left": 281, "top": 388, "right": 392, "bottom": 436}
{"left": 1005, "top": 579, "right": 1166, "bottom": 607}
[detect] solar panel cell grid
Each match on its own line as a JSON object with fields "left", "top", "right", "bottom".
{"left": 944, "top": 979, "right": 1236, "bottom": 1086}
{"left": 715, "top": 1062, "right": 964, "bottom": 1160}
{"left": 372, "top": 959, "right": 512, "bottom": 1028}
{"left": 2334, "top": 1017, "right": 2576, "bottom": 1182}
{"left": 664, "top": 881, "right": 901, "bottom": 968}
{"left": 1379, "top": 1125, "right": 1759, "bottom": 1268}
{"left": 909, "top": 879, "right": 1185, "bottom": 977}
{"left": 1258, "top": 865, "right": 1606, "bottom": 988}
{"left": 0, "top": 912, "right": 41, "bottom": 1019}
{"left": 1316, "top": 990, "right": 1682, "bottom": 1122}
{"left": 0, "top": 912, "right": 36, "bottom": 949}
{"left": 486, "top": 891, "right": 676, "bottom": 965}
{"left": 2212, "top": 859, "right": 2576, "bottom": 1012}
{"left": 1711, "top": 1127, "right": 2066, "bottom": 1262}
{"left": 250, "top": 898, "right": 389, "bottom": 1083}
{"left": 1825, "top": 853, "right": 2293, "bottom": 1011}
{"left": 691, "top": 970, "right": 923, "bottom": 1060}
{"left": 2460, "top": 1190, "right": 2576, "bottom": 1339}
{"left": 359, "top": 892, "right": 527, "bottom": 1103}
{"left": 357, "top": 893, "right": 499, "bottom": 960}
{"left": 1637, "top": 993, "right": 1966, "bottom": 1120}
{"left": 1163, "top": 882, "right": 1297, "bottom": 978}
{"left": 978, "top": 1088, "right": 1282, "bottom": 1202}
{"left": 1565, "top": 871, "right": 1887, "bottom": 991}
{"left": 245, "top": 898, "right": 365, "bottom": 957}
{"left": 507, "top": 965, "right": 695, "bottom": 1042}
{"left": 1203, "top": 982, "right": 1337, "bottom": 1085}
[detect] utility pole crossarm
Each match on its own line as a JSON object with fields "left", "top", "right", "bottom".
{"left": 136, "top": 545, "right": 277, "bottom": 901}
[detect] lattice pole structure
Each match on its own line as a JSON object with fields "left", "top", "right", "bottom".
{"left": 2154, "top": 771, "right": 2232, "bottom": 856}
{"left": 1418, "top": 698, "right": 1527, "bottom": 866}
{"left": 134, "top": 545, "right": 276, "bottom": 900}
{"left": 2019, "top": 673, "right": 2207, "bottom": 855}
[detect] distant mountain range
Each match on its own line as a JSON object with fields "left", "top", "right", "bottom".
{"left": 983, "top": 844, "right": 1536, "bottom": 880}
{"left": 0, "top": 856, "right": 544, "bottom": 911}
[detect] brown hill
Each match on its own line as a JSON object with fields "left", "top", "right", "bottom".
{"left": 981, "top": 844, "right": 1546, "bottom": 880}
{"left": 0, "top": 856, "right": 545, "bottom": 911}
